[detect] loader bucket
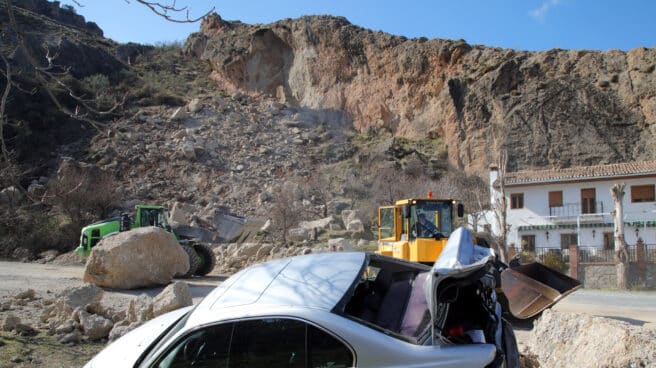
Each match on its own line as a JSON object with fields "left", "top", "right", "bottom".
{"left": 500, "top": 262, "right": 581, "bottom": 319}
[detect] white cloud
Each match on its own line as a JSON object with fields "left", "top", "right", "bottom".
{"left": 530, "top": 0, "right": 561, "bottom": 22}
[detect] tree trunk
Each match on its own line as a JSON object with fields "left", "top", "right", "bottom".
{"left": 493, "top": 150, "right": 509, "bottom": 263}
{"left": 610, "top": 183, "right": 628, "bottom": 289}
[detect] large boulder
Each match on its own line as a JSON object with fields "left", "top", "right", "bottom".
{"left": 83, "top": 227, "right": 189, "bottom": 289}
{"left": 298, "top": 216, "right": 335, "bottom": 231}
{"left": 524, "top": 309, "right": 656, "bottom": 368}
{"left": 288, "top": 227, "right": 310, "bottom": 242}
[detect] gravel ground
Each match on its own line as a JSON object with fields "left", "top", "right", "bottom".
{"left": 0, "top": 259, "right": 223, "bottom": 367}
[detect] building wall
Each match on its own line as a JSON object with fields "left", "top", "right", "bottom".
{"left": 579, "top": 263, "right": 656, "bottom": 289}
{"left": 501, "top": 177, "right": 656, "bottom": 249}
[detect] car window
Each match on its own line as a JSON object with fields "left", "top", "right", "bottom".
{"left": 154, "top": 322, "right": 233, "bottom": 368}
{"left": 230, "top": 318, "right": 306, "bottom": 367}
{"left": 308, "top": 324, "right": 354, "bottom": 368}
{"left": 151, "top": 317, "right": 354, "bottom": 368}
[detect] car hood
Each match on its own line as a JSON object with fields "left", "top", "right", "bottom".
{"left": 84, "top": 306, "right": 192, "bottom": 368}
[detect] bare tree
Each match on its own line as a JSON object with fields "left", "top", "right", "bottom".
{"left": 0, "top": 52, "right": 12, "bottom": 162}
{"left": 610, "top": 183, "right": 629, "bottom": 289}
{"left": 269, "top": 183, "right": 303, "bottom": 245}
{"left": 0, "top": 0, "right": 214, "bottom": 161}
{"left": 304, "top": 171, "right": 337, "bottom": 217}
{"left": 45, "top": 162, "right": 117, "bottom": 228}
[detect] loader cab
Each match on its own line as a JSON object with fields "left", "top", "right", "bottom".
{"left": 134, "top": 205, "right": 172, "bottom": 232}
{"left": 377, "top": 194, "right": 463, "bottom": 264}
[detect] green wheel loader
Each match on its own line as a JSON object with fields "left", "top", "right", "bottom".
{"left": 76, "top": 205, "right": 215, "bottom": 277}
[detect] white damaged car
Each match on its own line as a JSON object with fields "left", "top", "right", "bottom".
{"left": 85, "top": 228, "right": 519, "bottom": 368}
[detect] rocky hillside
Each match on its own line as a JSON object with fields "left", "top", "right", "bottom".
{"left": 185, "top": 14, "right": 656, "bottom": 173}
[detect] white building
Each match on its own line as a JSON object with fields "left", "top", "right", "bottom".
{"left": 481, "top": 161, "right": 656, "bottom": 251}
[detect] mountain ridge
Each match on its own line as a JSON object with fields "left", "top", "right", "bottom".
{"left": 184, "top": 13, "right": 656, "bottom": 173}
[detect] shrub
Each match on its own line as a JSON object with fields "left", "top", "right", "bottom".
{"left": 542, "top": 252, "right": 568, "bottom": 274}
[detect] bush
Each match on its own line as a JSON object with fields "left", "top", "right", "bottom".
{"left": 542, "top": 252, "right": 568, "bottom": 274}
{"left": 81, "top": 74, "right": 118, "bottom": 111}
{"left": 46, "top": 160, "right": 117, "bottom": 229}
{"left": 0, "top": 208, "right": 78, "bottom": 259}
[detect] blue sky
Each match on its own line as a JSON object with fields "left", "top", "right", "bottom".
{"left": 59, "top": 0, "right": 656, "bottom": 51}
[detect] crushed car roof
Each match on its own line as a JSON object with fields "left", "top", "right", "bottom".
{"left": 199, "top": 252, "right": 366, "bottom": 314}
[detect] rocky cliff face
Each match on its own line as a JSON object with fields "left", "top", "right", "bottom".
{"left": 185, "top": 14, "right": 656, "bottom": 173}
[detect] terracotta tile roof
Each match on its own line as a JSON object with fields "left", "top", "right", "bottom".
{"left": 503, "top": 160, "right": 656, "bottom": 186}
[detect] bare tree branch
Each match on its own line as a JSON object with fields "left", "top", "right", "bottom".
{"left": 3, "top": 0, "right": 124, "bottom": 133}
{"left": 0, "top": 52, "right": 11, "bottom": 162}
{"left": 130, "top": 0, "right": 214, "bottom": 23}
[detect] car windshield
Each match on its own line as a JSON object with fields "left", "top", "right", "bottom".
{"left": 137, "top": 308, "right": 194, "bottom": 367}
{"left": 410, "top": 200, "right": 453, "bottom": 238}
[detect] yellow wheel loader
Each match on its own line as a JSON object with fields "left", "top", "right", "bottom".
{"left": 376, "top": 192, "right": 581, "bottom": 320}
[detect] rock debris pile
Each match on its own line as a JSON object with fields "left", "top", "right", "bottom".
{"left": 522, "top": 309, "right": 656, "bottom": 368}
{"left": 0, "top": 282, "right": 192, "bottom": 344}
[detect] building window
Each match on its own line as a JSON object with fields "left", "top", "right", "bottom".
{"left": 603, "top": 232, "right": 614, "bottom": 250}
{"left": 548, "top": 191, "right": 563, "bottom": 207}
{"left": 510, "top": 193, "right": 524, "bottom": 209}
{"left": 581, "top": 188, "right": 596, "bottom": 214}
{"left": 631, "top": 184, "right": 655, "bottom": 203}
{"left": 521, "top": 235, "right": 536, "bottom": 252}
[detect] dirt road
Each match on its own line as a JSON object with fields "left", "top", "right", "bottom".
{"left": 0, "top": 260, "right": 222, "bottom": 309}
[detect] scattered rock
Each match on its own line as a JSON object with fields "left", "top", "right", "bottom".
{"left": 2, "top": 313, "right": 20, "bottom": 331}
{"left": 40, "top": 284, "right": 104, "bottom": 324}
{"left": 12, "top": 247, "right": 32, "bottom": 261}
{"left": 59, "top": 330, "right": 82, "bottom": 344}
{"left": 0, "top": 186, "right": 24, "bottom": 205}
{"left": 170, "top": 107, "right": 187, "bottom": 121}
{"left": 54, "top": 319, "right": 77, "bottom": 335}
{"left": 38, "top": 250, "right": 60, "bottom": 263}
{"left": 79, "top": 310, "right": 113, "bottom": 340}
{"left": 14, "top": 288, "right": 36, "bottom": 300}
{"left": 345, "top": 218, "right": 365, "bottom": 232}
{"left": 127, "top": 294, "right": 154, "bottom": 324}
{"left": 152, "top": 282, "right": 192, "bottom": 317}
{"left": 108, "top": 325, "right": 132, "bottom": 341}
{"left": 83, "top": 227, "right": 189, "bottom": 289}
{"left": 328, "top": 238, "right": 353, "bottom": 251}
{"left": 15, "top": 322, "right": 37, "bottom": 336}
{"left": 187, "top": 98, "right": 203, "bottom": 113}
